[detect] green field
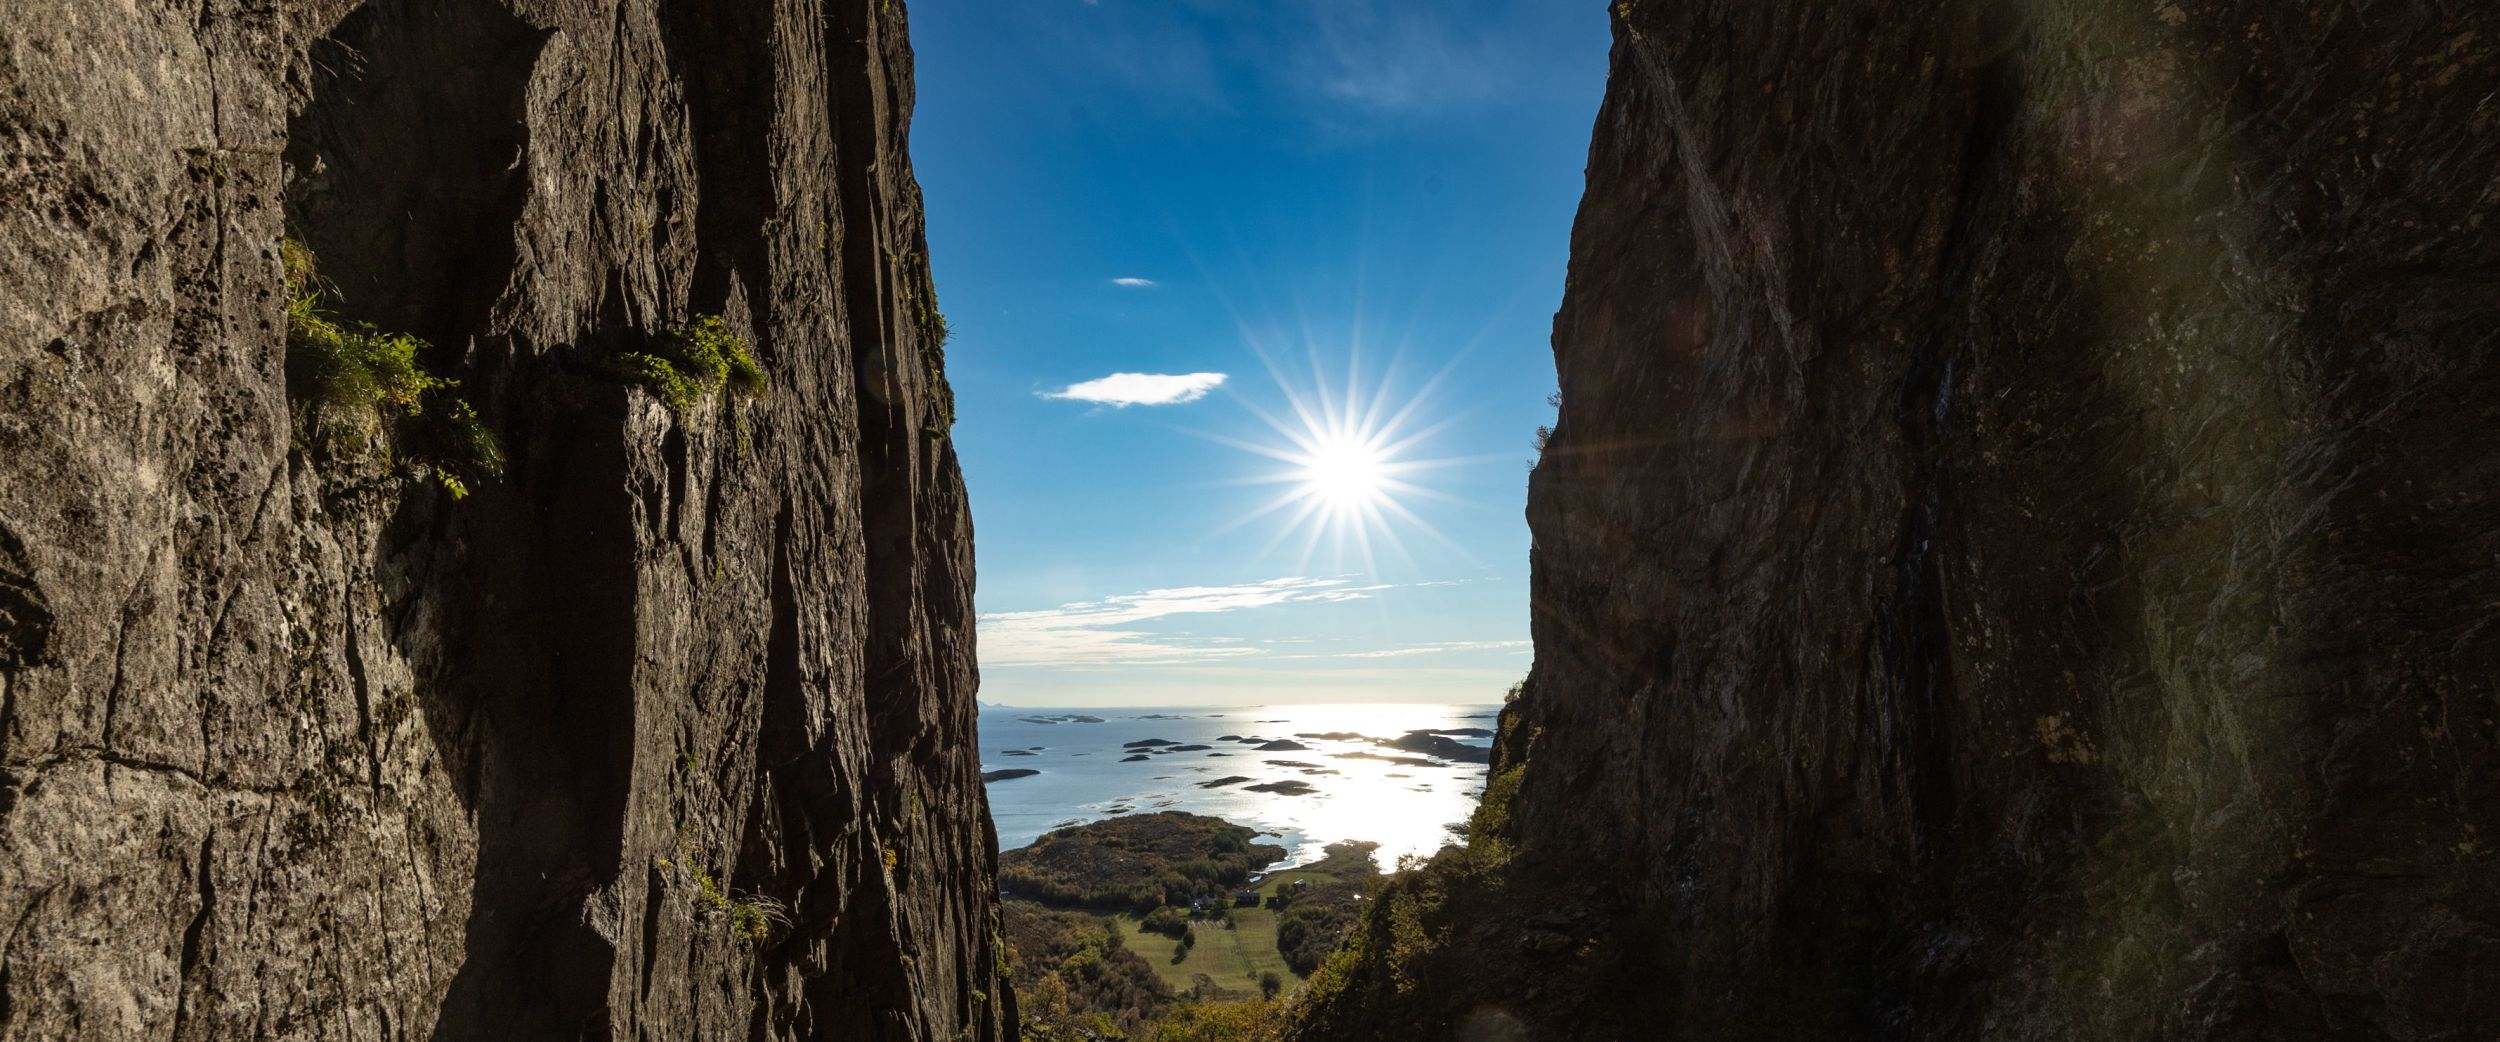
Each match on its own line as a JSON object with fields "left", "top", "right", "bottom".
{"left": 1111, "top": 862, "right": 1368, "bottom": 998}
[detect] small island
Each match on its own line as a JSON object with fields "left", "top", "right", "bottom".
{"left": 1016, "top": 714, "right": 1106, "bottom": 725}
{"left": 1378, "top": 732, "right": 1490, "bottom": 763}
{"left": 983, "top": 768, "right": 1041, "bottom": 783}
{"left": 1000, "top": 812, "right": 1286, "bottom": 909}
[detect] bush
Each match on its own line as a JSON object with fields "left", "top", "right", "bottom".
{"left": 1001, "top": 899, "right": 1174, "bottom": 1039}
{"left": 1258, "top": 971, "right": 1283, "bottom": 1001}
{"left": 1146, "top": 998, "right": 1286, "bottom": 1042}
{"left": 1171, "top": 927, "right": 1197, "bottom": 964}
{"left": 1141, "top": 905, "right": 1192, "bottom": 938}
{"left": 609, "top": 314, "right": 767, "bottom": 415}
{"left": 286, "top": 290, "right": 447, "bottom": 454}
{"left": 282, "top": 239, "right": 499, "bottom": 493}
{"left": 1465, "top": 764, "right": 1529, "bottom": 865}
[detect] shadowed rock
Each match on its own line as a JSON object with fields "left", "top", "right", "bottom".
{"left": 0, "top": 1, "right": 1008, "bottom": 1037}
{"left": 1293, "top": 4, "right": 2500, "bottom": 1040}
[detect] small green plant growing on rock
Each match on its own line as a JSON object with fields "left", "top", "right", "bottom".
{"left": 287, "top": 288, "right": 447, "bottom": 452}
{"left": 609, "top": 314, "right": 768, "bottom": 415}
{"left": 428, "top": 398, "right": 505, "bottom": 498}
{"left": 729, "top": 901, "right": 770, "bottom": 942}
{"left": 281, "top": 238, "right": 502, "bottom": 496}
{"left": 658, "top": 847, "right": 780, "bottom": 943}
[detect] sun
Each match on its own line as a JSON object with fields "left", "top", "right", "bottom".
{"left": 1299, "top": 431, "right": 1389, "bottom": 509}
{"left": 1205, "top": 355, "right": 1471, "bottom": 575}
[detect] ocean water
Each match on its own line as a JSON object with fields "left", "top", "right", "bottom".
{"left": 977, "top": 703, "right": 1501, "bottom": 868}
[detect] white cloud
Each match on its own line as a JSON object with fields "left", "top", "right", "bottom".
{"left": 1340, "top": 640, "right": 1530, "bottom": 659}
{"left": 1110, "top": 277, "right": 1158, "bottom": 287}
{"left": 980, "top": 577, "right": 1378, "bottom": 667}
{"left": 1042, "top": 371, "right": 1228, "bottom": 407}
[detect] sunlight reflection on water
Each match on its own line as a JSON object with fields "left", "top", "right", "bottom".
{"left": 978, "top": 703, "right": 1499, "bottom": 868}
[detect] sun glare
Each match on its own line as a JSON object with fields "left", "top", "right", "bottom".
{"left": 1300, "top": 432, "right": 1389, "bottom": 508}
{"left": 1207, "top": 353, "right": 1476, "bottom": 575}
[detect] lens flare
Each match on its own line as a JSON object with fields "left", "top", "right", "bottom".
{"left": 1206, "top": 353, "right": 1476, "bottom": 576}
{"left": 1300, "top": 431, "right": 1388, "bottom": 508}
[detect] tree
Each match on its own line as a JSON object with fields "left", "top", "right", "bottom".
{"left": 1258, "top": 971, "right": 1283, "bottom": 1000}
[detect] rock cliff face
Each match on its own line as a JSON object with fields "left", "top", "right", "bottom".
{"left": 1300, "top": 2, "right": 2498, "bottom": 1040}
{"left": 0, "top": 1, "right": 1004, "bottom": 1039}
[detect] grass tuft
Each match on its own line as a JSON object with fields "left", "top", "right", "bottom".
{"left": 610, "top": 314, "right": 768, "bottom": 415}
{"left": 282, "top": 239, "right": 499, "bottom": 492}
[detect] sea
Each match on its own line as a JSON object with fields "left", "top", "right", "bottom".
{"left": 977, "top": 703, "right": 1502, "bottom": 869}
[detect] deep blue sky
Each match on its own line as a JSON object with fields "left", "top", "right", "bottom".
{"left": 910, "top": 0, "right": 1610, "bottom": 706}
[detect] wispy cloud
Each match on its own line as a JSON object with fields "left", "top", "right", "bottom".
{"left": 1021, "top": 0, "right": 1579, "bottom": 126}
{"left": 1043, "top": 371, "right": 1228, "bottom": 407}
{"left": 1340, "top": 640, "right": 1530, "bottom": 659}
{"left": 1288, "top": 1, "right": 1510, "bottom": 114}
{"left": 981, "top": 577, "right": 1380, "bottom": 667}
{"left": 1110, "top": 276, "right": 1158, "bottom": 287}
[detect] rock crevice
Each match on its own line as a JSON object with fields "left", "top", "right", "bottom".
{"left": 0, "top": 1, "right": 1001, "bottom": 1039}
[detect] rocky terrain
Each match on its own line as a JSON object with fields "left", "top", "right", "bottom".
{"left": 0, "top": 1, "right": 1003, "bottom": 1039}
{"left": 1297, "top": 1, "right": 2500, "bottom": 1040}
{"left": 11, "top": 0, "right": 2499, "bottom": 1039}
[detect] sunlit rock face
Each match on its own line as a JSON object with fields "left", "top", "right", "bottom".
{"left": 1299, "top": 2, "right": 2500, "bottom": 1040}
{"left": 0, "top": 1, "right": 1002, "bottom": 1039}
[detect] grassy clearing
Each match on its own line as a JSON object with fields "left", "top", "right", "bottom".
{"left": 1118, "top": 906, "right": 1299, "bottom": 998}
{"left": 1257, "top": 868, "right": 1346, "bottom": 894}
{"left": 1113, "top": 854, "right": 1375, "bottom": 999}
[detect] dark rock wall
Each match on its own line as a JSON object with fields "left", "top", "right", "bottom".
{"left": 1301, "top": 2, "right": 2499, "bottom": 1040}
{"left": 0, "top": 1, "right": 1004, "bottom": 1039}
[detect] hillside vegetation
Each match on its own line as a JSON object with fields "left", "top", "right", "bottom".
{"left": 999, "top": 815, "right": 1392, "bottom": 1040}
{"left": 1001, "top": 812, "right": 1286, "bottom": 911}
{"left": 1001, "top": 900, "right": 1175, "bottom": 1040}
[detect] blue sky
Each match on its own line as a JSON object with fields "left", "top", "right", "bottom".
{"left": 910, "top": 0, "right": 1609, "bottom": 707}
